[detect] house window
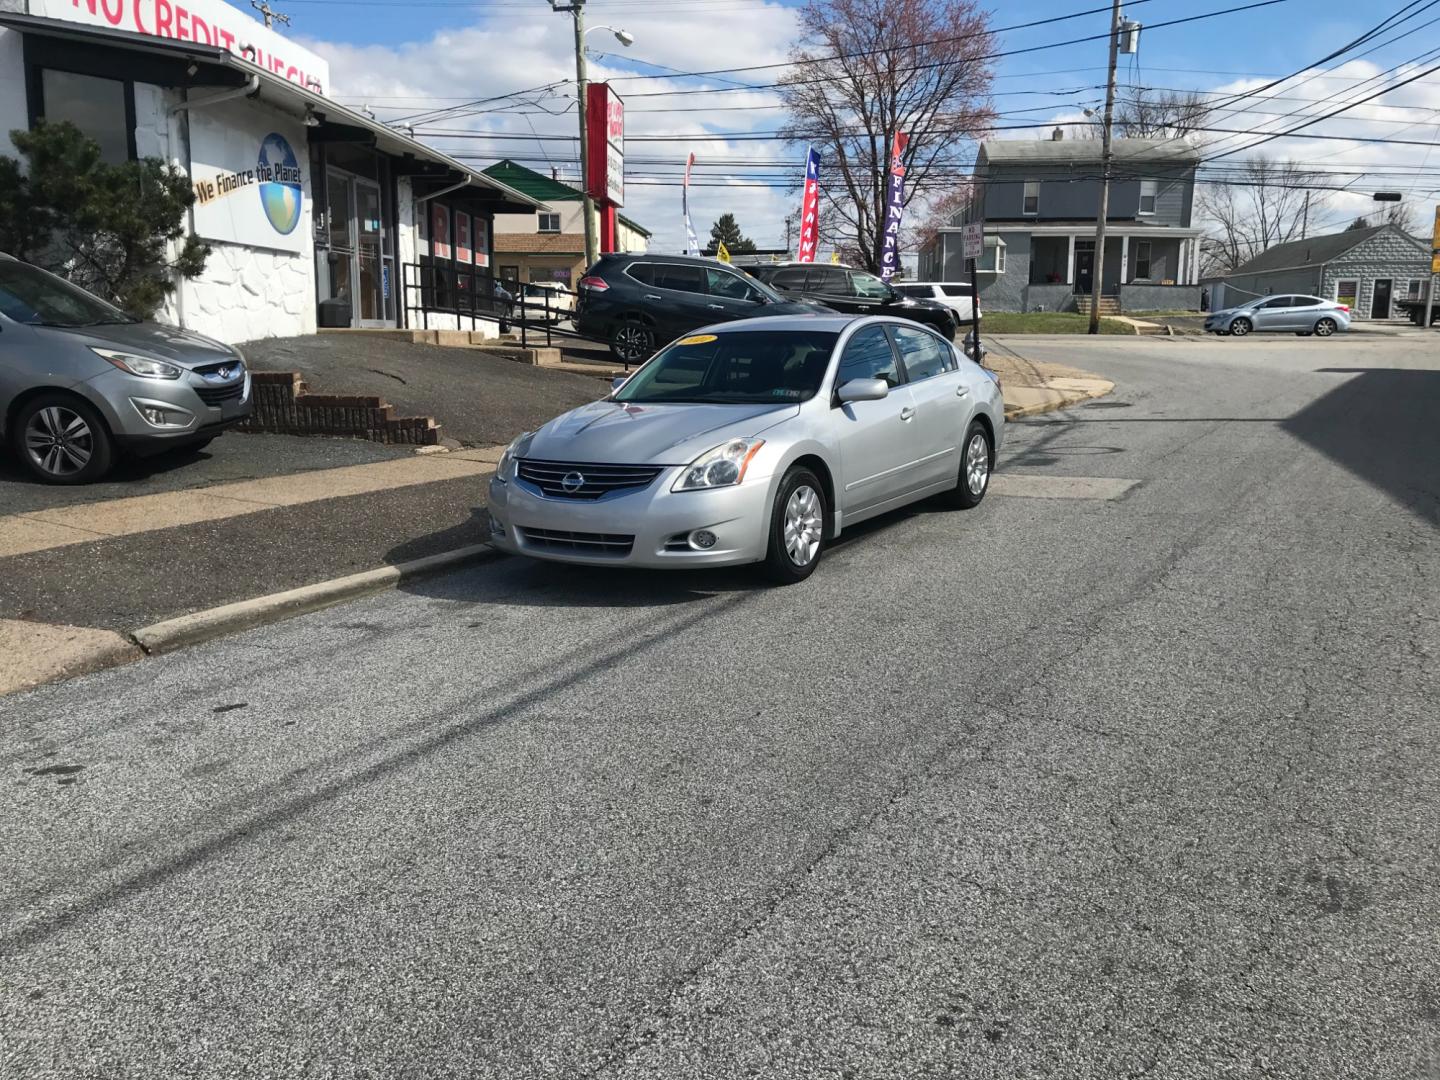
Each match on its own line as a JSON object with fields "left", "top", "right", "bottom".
{"left": 538, "top": 213, "right": 561, "bottom": 233}
{"left": 1139, "top": 180, "right": 1158, "bottom": 216}
{"left": 1022, "top": 181, "right": 1040, "bottom": 216}
{"left": 1134, "top": 241, "right": 1152, "bottom": 280}
{"left": 38, "top": 69, "right": 133, "bottom": 164}
{"left": 1405, "top": 280, "right": 1423, "bottom": 300}
{"left": 1336, "top": 279, "right": 1358, "bottom": 308}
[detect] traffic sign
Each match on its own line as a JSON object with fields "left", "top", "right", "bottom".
{"left": 962, "top": 222, "right": 984, "bottom": 262}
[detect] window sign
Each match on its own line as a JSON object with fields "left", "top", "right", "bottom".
{"left": 455, "top": 212, "right": 472, "bottom": 263}
{"left": 188, "top": 100, "right": 306, "bottom": 253}
{"left": 431, "top": 203, "right": 451, "bottom": 260}
{"left": 473, "top": 216, "right": 490, "bottom": 268}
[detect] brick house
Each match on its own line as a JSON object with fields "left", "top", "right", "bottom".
{"left": 1205, "top": 224, "right": 1431, "bottom": 319}
{"left": 482, "top": 160, "right": 650, "bottom": 289}
{"left": 917, "top": 135, "right": 1204, "bottom": 313}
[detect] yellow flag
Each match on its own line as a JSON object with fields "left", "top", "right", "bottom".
{"left": 717, "top": 241, "right": 731, "bottom": 264}
{"left": 830, "top": 251, "right": 841, "bottom": 264}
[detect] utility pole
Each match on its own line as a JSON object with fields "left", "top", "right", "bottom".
{"left": 1301, "top": 191, "right": 1310, "bottom": 239}
{"left": 1087, "top": 0, "right": 1122, "bottom": 335}
{"left": 1425, "top": 205, "right": 1438, "bottom": 331}
{"left": 250, "top": 0, "right": 289, "bottom": 27}
{"left": 570, "top": 1, "right": 598, "bottom": 269}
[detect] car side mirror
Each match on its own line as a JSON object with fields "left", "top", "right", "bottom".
{"left": 610, "top": 375, "right": 629, "bottom": 394}
{"left": 837, "top": 378, "right": 889, "bottom": 403}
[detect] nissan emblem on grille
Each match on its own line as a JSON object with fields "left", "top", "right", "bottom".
{"left": 561, "top": 472, "right": 586, "bottom": 492}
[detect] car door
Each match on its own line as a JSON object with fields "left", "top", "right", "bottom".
{"left": 806, "top": 267, "right": 863, "bottom": 314}
{"left": 1252, "top": 296, "right": 1293, "bottom": 331}
{"left": 641, "top": 262, "right": 714, "bottom": 340}
{"left": 887, "top": 323, "right": 965, "bottom": 488}
{"left": 703, "top": 267, "right": 767, "bottom": 323}
{"left": 846, "top": 270, "right": 900, "bottom": 317}
{"left": 828, "top": 323, "right": 925, "bottom": 517}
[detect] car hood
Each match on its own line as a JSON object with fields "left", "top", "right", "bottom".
{"left": 44, "top": 321, "right": 241, "bottom": 368}
{"left": 519, "top": 399, "right": 800, "bottom": 465}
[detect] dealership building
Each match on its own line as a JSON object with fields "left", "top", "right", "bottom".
{"left": 0, "top": 0, "right": 546, "bottom": 342}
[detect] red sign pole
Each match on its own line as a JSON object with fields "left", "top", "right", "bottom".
{"left": 585, "top": 83, "right": 625, "bottom": 254}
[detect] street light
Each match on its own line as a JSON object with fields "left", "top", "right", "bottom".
{"left": 551, "top": 1, "right": 634, "bottom": 268}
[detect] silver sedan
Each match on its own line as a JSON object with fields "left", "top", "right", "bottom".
{"left": 486, "top": 314, "right": 1004, "bottom": 583}
{"left": 1204, "top": 294, "right": 1351, "bottom": 337}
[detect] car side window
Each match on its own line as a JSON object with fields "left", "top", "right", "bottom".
{"left": 1261, "top": 296, "right": 1292, "bottom": 309}
{"left": 706, "top": 268, "right": 758, "bottom": 301}
{"left": 653, "top": 264, "right": 707, "bottom": 294}
{"left": 889, "top": 325, "right": 954, "bottom": 381}
{"left": 625, "top": 264, "right": 654, "bottom": 285}
{"left": 836, "top": 324, "right": 902, "bottom": 388}
{"left": 940, "top": 284, "right": 969, "bottom": 297}
{"left": 848, "top": 271, "right": 892, "bottom": 300}
{"left": 1292, "top": 296, "right": 1322, "bottom": 307}
{"left": 771, "top": 268, "right": 809, "bottom": 291}
{"left": 809, "top": 268, "right": 849, "bottom": 296}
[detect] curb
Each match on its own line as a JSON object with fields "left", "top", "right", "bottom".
{"left": 131, "top": 544, "right": 503, "bottom": 655}
{"left": 1004, "top": 384, "right": 1114, "bottom": 421}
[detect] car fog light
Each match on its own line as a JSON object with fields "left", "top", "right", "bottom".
{"left": 690, "top": 529, "right": 718, "bottom": 549}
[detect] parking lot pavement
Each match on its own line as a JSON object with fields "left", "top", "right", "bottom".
{"left": 1, "top": 337, "right": 1436, "bottom": 1076}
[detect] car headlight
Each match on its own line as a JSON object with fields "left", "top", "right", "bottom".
{"left": 673, "top": 439, "right": 765, "bottom": 492}
{"left": 91, "top": 348, "right": 182, "bottom": 380}
{"left": 496, "top": 433, "right": 528, "bottom": 482}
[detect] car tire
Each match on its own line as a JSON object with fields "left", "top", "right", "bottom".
{"left": 1314, "top": 317, "right": 1337, "bottom": 337}
{"left": 610, "top": 320, "right": 655, "bottom": 365}
{"left": 1229, "top": 317, "right": 1253, "bottom": 337}
{"left": 941, "top": 420, "right": 992, "bottom": 510}
{"left": 761, "top": 466, "right": 826, "bottom": 585}
{"left": 10, "top": 392, "right": 114, "bottom": 485}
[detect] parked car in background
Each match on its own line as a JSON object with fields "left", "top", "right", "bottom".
{"left": 1204, "top": 294, "right": 1351, "bottom": 337}
{"left": 487, "top": 315, "right": 1003, "bottom": 583}
{"left": 575, "top": 253, "right": 831, "bottom": 365}
{"left": 516, "top": 281, "right": 575, "bottom": 324}
{"left": 0, "top": 253, "right": 250, "bottom": 484}
{"left": 894, "top": 281, "right": 979, "bottom": 323}
{"left": 744, "top": 262, "right": 958, "bottom": 340}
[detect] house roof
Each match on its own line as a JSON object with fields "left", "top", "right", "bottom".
{"left": 980, "top": 137, "right": 1201, "bottom": 165}
{"left": 1227, "top": 223, "right": 1424, "bottom": 275}
{"left": 481, "top": 160, "right": 653, "bottom": 237}
{"left": 493, "top": 233, "right": 585, "bottom": 255}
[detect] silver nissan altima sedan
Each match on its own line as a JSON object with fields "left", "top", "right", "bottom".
{"left": 486, "top": 314, "right": 1004, "bottom": 583}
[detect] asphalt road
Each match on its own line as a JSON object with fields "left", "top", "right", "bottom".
{"left": 3, "top": 336, "right": 1437, "bottom": 1078}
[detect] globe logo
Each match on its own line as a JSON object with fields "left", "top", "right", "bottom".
{"left": 257, "top": 132, "right": 302, "bottom": 236}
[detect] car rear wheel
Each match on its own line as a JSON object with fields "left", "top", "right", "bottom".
{"left": 1314, "top": 317, "right": 1337, "bottom": 337}
{"left": 941, "top": 420, "right": 992, "bottom": 509}
{"left": 1229, "top": 317, "right": 1253, "bottom": 337}
{"left": 11, "top": 393, "right": 114, "bottom": 485}
{"left": 610, "top": 320, "right": 655, "bottom": 365}
{"left": 762, "top": 467, "right": 826, "bottom": 584}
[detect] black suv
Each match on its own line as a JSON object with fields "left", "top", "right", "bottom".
{"left": 575, "top": 253, "right": 829, "bottom": 364}
{"left": 745, "top": 262, "right": 958, "bottom": 339}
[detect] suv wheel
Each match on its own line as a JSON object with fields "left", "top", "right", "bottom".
{"left": 611, "top": 320, "right": 655, "bottom": 365}
{"left": 11, "top": 393, "right": 114, "bottom": 484}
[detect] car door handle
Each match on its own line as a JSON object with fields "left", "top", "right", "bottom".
{"left": 900, "top": 406, "right": 916, "bottom": 421}
{"left": 956, "top": 385, "right": 970, "bottom": 397}
{"left": 708, "top": 304, "right": 726, "bottom": 310}
{"left": 644, "top": 294, "right": 662, "bottom": 300}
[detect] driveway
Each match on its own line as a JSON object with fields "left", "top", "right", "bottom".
{"left": 3, "top": 335, "right": 1437, "bottom": 1077}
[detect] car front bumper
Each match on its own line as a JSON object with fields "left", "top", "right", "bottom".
{"left": 487, "top": 466, "right": 774, "bottom": 569}
{"left": 87, "top": 367, "right": 252, "bottom": 444}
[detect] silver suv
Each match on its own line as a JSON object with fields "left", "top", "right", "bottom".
{"left": 0, "top": 254, "right": 251, "bottom": 484}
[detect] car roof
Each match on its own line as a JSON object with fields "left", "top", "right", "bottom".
{"left": 685, "top": 313, "right": 931, "bottom": 335}
{"left": 598, "top": 252, "right": 734, "bottom": 268}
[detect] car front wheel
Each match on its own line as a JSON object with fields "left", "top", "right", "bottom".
{"left": 1229, "top": 317, "right": 1253, "bottom": 337}
{"left": 1314, "top": 317, "right": 1337, "bottom": 337}
{"left": 762, "top": 466, "right": 826, "bottom": 584}
{"left": 11, "top": 393, "right": 114, "bottom": 485}
{"left": 610, "top": 320, "right": 655, "bottom": 365}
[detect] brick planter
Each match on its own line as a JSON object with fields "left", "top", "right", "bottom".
{"left": 240, "top": 371, "right": 440, "bottom": 445}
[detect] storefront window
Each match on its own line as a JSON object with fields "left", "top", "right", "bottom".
{"left": 1336, "top": 280, "right": 1358, "bottom": 308}
{"left": 41, "top": 70, "right": 131, "bottom": 164}
{"left": 530, "top": 267, "right": 573, "bottom": 288}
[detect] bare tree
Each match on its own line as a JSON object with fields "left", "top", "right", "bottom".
{"left": 1197, "top": 157, "right": 1328, "bottom": 274}
{"left": 778, "top": 0, "right": 995, "bottom": 273}
{"left": 1114, "top": 89, "right": 1213, "bottom": 141}
{"left": 907, "top": 185, "right": 971, "bottom": 254}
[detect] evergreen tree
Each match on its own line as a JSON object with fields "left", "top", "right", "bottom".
{"left": 0, "top": 122, "right": 208, "bottom": 318}
{"left": 705, "top": 213, "right": 757, "bottom": 255}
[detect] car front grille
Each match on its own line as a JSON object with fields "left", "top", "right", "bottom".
{"left": 517, "top": 527, "right": 634, "bottom": 557}
{"left": 194, "top": 381, "right": 246, "bottom": 407}
{"left": 516, "top": 459, "right": 663, "bottom": 500}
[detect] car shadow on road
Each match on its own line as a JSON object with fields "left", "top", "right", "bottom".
{"left": 1285, "top": 368, "right": 1440, "bottom": 528}
{"left": 0, "top": 442, "right": 216, "bottom": 487}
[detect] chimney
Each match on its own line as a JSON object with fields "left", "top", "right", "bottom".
{"left": 552, "top": 167, "right": 559, "bottom": 180}
{"left": 1051, "top": 126, "right": 1064, "bottom": 141}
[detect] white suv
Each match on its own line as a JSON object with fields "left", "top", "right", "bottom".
{"left": 895, "top": 282, "right": 978, "bottom": 322}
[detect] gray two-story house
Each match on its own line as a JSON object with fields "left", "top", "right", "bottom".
{"left": 918, "top": 135, "right": 1204, "bottom": 313}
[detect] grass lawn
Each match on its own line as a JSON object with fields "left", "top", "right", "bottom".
{"left": 983, "top": 311, "right": 1133, "bottom": 335}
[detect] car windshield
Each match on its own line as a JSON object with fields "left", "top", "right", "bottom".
{"left": 0, "top": 260, "right": 136, "bottom": 327}
{"left": 614, "top": 329, "right": 839, "bottom": 405}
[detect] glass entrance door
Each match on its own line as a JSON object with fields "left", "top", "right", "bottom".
{"left": 324, "top": 170, "right": 396, "bottom": 327}
{"left": 325, "top": 169, "right": 355, "bottom": 319}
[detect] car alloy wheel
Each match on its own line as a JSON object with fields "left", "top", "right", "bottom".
{"left": 783, "top": 483, "right": 823, "bottom": 568}
{"left": 613, "top": 323, "right": 654, "bottom": 365}
{"left": 965, "top": 430, "right": 989, "bottom": 495}
{"left": 1230, "top": 318, "right": 1252, "bottom": 337}
{"left": 1315, "top": 318, "right": 1336, "bottom": 337}
{"left": 25, "top": 405, "right": 94, "bottom": 478}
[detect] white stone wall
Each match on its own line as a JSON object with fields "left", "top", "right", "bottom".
{"left": 1319, "top": 229, "right": 1430, "bottom": 320}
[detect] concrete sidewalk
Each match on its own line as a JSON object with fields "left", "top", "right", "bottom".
{"left": 985, "top": 340, "right": 1116, "bottom": 418}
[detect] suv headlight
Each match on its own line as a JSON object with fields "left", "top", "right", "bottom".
{"left": 673, "top": 439, "right": 765, "bottom": 491}
{"left": 496, "top": 433, "right": 528, "bottom": 482}
{"left": 91, "top": 348, "right": 182, "bottom": 380}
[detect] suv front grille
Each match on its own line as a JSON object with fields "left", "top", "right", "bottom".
{"left": 516, "top": 459, "right": 663, "bottom": 500}
{"left": 517, "top": 527, "right": 634, "bottom": 557}
{"left": 194, "top": 381, "right": 245, "bottom": 406}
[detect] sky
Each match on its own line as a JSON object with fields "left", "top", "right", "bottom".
{"left": 240, "top": 0, "right": 1440, "bottom": 252}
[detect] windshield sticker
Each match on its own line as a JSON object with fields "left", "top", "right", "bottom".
{"left": 772, "top": 388, "right": 804, "bottom": 398}
{"left": 676, "top": 334, "right": 718, "bottom": 346}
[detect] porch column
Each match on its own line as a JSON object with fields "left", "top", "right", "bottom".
{"left": 1066, "top": 234, "right": 1076, "bottom": 285}
{"left": 1119, "top": 234, "right": 1130, "bottom": 285}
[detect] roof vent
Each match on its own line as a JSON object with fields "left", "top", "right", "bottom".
{"left": 1052, "top": 126, "right": 1064, "bottom": 141}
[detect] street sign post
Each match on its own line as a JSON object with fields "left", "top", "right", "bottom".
{"left": 1426, "top": 206, "right": 1439, "bottom": 330}
{"left": 962, "top": 222, "right": 984, "bottom": 365}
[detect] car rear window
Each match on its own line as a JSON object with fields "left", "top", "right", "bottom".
{"left": 940, "top": 284, "right": 971, "bottom": 297}
{"left": 614, "top": 330, "right": 840, "bottom": 405}
{"left": 770, "top": 268, "right": 810, "bottom": 291}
